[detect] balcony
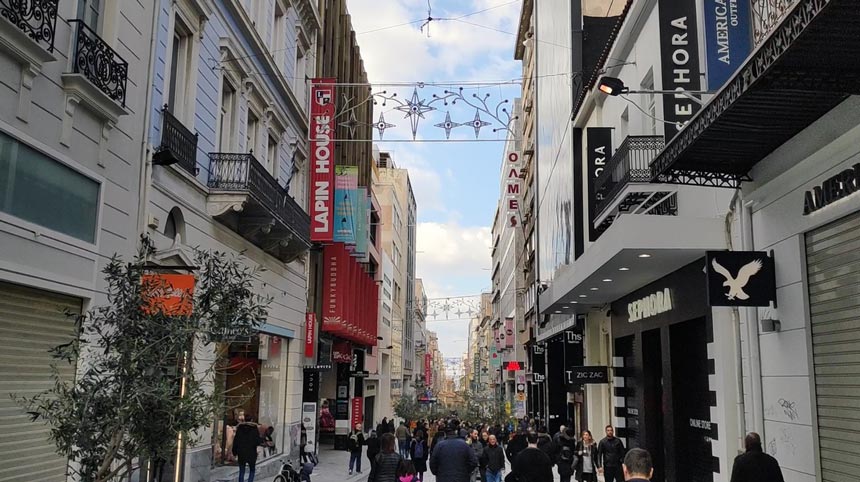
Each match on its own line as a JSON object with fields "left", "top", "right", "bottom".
{"left": 0, "top": 0, "right": 58, "bottom": 66}
{"left": 153, "top": 107, "right": 198, "bottom": 176}
{"left": 207, "top": 153, "right": 311, "bottom": 262}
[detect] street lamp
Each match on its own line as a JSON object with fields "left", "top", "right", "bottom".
{"left": 597, "top": 76, "right": 711, "bottom": 106}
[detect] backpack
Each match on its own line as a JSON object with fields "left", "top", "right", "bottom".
{"left": 413, "top": 440, "right": 425, "bottom": 459}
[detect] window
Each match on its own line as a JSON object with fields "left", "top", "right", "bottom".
{"left": 294, "top": 44, "right": 307, "bottom": 104}
{"left": 641, "top": 72, "right": 657, "bottom": 135}
{"left": 0, "top": 132, "right": 99, "bottom": 243}
{"left": 246, "top": 112, "right": 260, "bottom": 155}
{"left": 267, "top": 135, "right": 278, "bottom": 174}
{"left": 394, "top": 282, "right": 402, "bottom": 303}
{"left": 218, "top": 78, "right": 238, "bottom": 151}
{"left": 167, "top": 17, "right": 194, "bottom": 121}
{"left": 77, "top": 0, "right": 101, "bottom": 30}
{"left": 273, "top": 3, "right": 286, "bottom": 60}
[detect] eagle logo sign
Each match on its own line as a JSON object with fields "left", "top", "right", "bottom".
{"left": 711, "top": 258, "right": 763, "bottom": 301}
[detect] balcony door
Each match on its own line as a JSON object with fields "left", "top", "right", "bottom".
{"left": 218, "top": 78, "right": 238, "bottom": 152}
{"left": 77, "top": 0, "right": 101, "bottom": 30}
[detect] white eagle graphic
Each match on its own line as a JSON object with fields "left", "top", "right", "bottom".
{"left": 711, "top": 258, "right": 763, "bottom": 300}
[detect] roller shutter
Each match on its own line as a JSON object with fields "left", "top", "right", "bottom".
{"left": 806, "top": 212, "right": 860, "bottom": 482}
{"left": 0, "top": 282, "right": 80, "bottom": 482}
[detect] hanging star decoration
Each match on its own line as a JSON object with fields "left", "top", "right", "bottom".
{"left": 434, "top": 111, "right": 460, "bottom": 139}
{"left": 395, "top": 88, "right": 435, "bottom": 140}
{"left": 373, "top": 111, "right": 395, "bottom": 139}
{"left": 465, "top": 109, "right": 491, "bottom": 138}
{"left": 339, "top": 109, "right": 359, "bottom": 139}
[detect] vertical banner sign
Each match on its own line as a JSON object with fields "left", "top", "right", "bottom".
{"left": 310, "top": 78, "right": 336, "bottom": 241}
{"left": 703, "top": 0, "right": 751, "bottom": 89}
{"left": 322, "top": 244, "right": 343, "bottom": 334}
{"left": 586, "top": 128, "right": 613, "bottom": 241}
{"left": 658, "top": 0, "right": 702, "bottom": 140}
{"left": 424, "top": 353, "right": 433, "bottom": 386}
{"left": 353, "top": 189, "right": 369, "bottom": 260}
{"left": 305, "top": 313, "right": 316, "bottom": 357}
{"left": 530, "top": 343, "right": 546, "bottom": 383}
{"left": 504, "top": 317, "right": 515, "bottom": 349}
{"left": 334, "top": 166, "right": 358, "bottom": 245}
{"left": 505, "top": 150, "right": 522, "bottom": 227}
{"left": 494, "top": 327, "right": 502, "bottom": 350}
{"left": 351, "top": 397, "right": 364, "bottom": 428}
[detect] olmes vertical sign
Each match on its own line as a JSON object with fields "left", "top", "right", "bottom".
{"left": 505, "top": 150, "right": 522, "bottom": 227}
{"left": 658, "top": 0, "right": 702, "bottom": 140}
{"left": 310, "top": 78, "right": 336, "bottom": 241}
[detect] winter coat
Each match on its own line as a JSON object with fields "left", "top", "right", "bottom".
{"left": 429, "top": 435, "right": 479, "bottom": 482}
{"left": 367, "top": 436, "right": 381, "bottom": 461}
{"left": 596, "top": 436, "right": 626, "bottom": 469}
{"left": 369, "top": 452, "right": 402, "bottom": 482}
{"left": 396, "top": 425, "right": 411, "bottom": 441}
{"left": 512, "top": 446, "right": 554, "bottom": 482}
{"left": 536, "top": 434, "right": 555, "bottom": 460}
{"left": 482, "top": 444, "right": 506, "bottom": 473}
{"left": 411, "top": 438, "right": 428, "bottom": 472}
{"left": 505, "top": 433, "right": 527, "bottom": 463}
{"left": 573, "top": 442, "right": 597, "bottom": 481}
{"left": 556, "top": 446, "right": 575, "bottom": 477}
{"left": 348, "top": 430, "right": 365, "bottom": 453}
{"left": 232, "top": 422, "right": 261, "bottom": 462}
{"left": 555, "top": 433, "right": 575, "bottom": 462}
{"left": 730, "top": 447, "right": 786, "bottom": 482}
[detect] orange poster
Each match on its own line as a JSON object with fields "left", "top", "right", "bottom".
{"left": 142, "top": 273, "right": 195, "bottom": 316}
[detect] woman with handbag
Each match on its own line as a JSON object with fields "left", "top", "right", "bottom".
{"left": 574, "top": 430, "right": 597, "bottom": 482}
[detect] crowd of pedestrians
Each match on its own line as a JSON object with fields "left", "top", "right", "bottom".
{"left": 344, "top": 415, "right": 784, "bottom": 482}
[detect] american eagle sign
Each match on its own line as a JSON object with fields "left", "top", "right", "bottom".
{"left": 706, "top": 251, "right": 776, "bottom": 307}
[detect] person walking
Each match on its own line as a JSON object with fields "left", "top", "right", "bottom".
{"left": 369, "top": 433, "right": 402, "bottom": 482}
{"left": 367, "top": 430, "right": 382, "bottom": 475}
{"left": 478, "top": 430, "right": 490, "bottom": 482}
{"left": 232, "top": 414, "right": 261, "bottom": 482}
{"left": 430, "top": 421, "right": 446, "bottom": 455}
{"left": 378, "top": 418, "right": 389, "bottom": 436}
{"left": 730, "top": 432, "right": 786, "bottom": 482}
{"left": 596, "top": 425, "right": 625, "bottom": 482}
{"left": 468, "top": 429, "right": 485, "bottom": 482}
{"left": 429, "top": 420, "right": 478, "bottom": 482}
{"left": 481, "top": 434, "right": 506, "bottom": 482}
{"left": 505, "top": 430, "right": 527, "bottom": 464}
{"left": 556, "top": 444, "right": 575, "bottom": 482}
{"left": 396, "top": 421, "right": 412, "bottom": 459}
{"left": 348, "top": 423, "right": 366, "bottom": 475}
{"left": 574, "top": 430, "right": 597, "bottom": 482}
{"left": 621, "top": 448, "right": 654, "bottom": 482}
{"left": 410, "top": 430, "right": 429, "bottom": 482}
{"left": 511, "top": 432, "right": 553, "bottom": 482}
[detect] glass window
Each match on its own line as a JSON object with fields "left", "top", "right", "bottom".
{"left": 267, "top": 135, "right": 278, "bottom": 174}
{"left": 219, "top": 78, "right": 237, "bottom": 151}
{"left": 168, "top": 19, "right": 194, "bottom": 121}
{"left": 0, "top": 132, "right": 99, "bottom": 243}
{"left": 247, "top": 112, "right": 260, "bottom": 155}
{"left": 77, "top": 0, "right": 101, "bottom": 30}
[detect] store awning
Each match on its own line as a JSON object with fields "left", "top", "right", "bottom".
{"left": 651, "top": 0, "right": 860, "bottom": 187}
{"left": 259, "top": 322, "right": 296, "bottom": 339}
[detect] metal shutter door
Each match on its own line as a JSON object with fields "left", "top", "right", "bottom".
{"left": 806, "top": 212, "right": 860, "bottom": 482}
{"left": 0, "top": 282, "right": 80, "bottom": 482}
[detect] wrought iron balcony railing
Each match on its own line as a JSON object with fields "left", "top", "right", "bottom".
{"left": 593, "top": 135, "right": 664, "bottom": 216}
{"left": 752, "top": 0, "right": 798, "bottom": 44}
{"left": 208, "top": 152, "right": 311, "bottom": 256}
{"left": 153, "top": 106, "right": 198, "bottom": 175}
{"left": 0, "top": 0, "right": 58, "bottom": 51}
{"left": 69, "top": 20, "right": 128, "bottom": 106}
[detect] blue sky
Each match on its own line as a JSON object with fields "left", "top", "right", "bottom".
{"left": 347, "top": 0, "right": 523, "bottom": 358}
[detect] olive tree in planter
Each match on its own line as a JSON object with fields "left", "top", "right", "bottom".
{"left": 18, "top": 238, "right": 271, "bottom": 482}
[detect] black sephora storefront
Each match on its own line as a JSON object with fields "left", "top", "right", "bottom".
{"left": 612, "top": 260, "right": 717, "bottom": 482}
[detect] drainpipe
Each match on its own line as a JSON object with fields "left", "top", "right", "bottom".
{"left": 724, "top": 191, "right": 746, "bottom": 450}
{"left": 741, "top": 196, "right": 765, "bottom": 436}
{"left": 135, "top": 2, "right": 162, "bottom": 237}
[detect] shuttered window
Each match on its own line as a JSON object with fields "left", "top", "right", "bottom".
{"left": 806, "top": 212, "right": 860, "bottom": 481}
{"left": 0, "top": 282, "right": 80, "bottom": 482}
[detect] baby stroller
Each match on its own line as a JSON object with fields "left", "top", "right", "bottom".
{"left": 273, "top": 459, "right": 301, "bottom": 482}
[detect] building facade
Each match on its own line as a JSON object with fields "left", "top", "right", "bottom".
{"left": 0, "top": 0, "right": 155, "bottom": 479}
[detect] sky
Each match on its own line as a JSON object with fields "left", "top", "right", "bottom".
{"left": 346, "top": 0, "right": 523, "bottom": 359}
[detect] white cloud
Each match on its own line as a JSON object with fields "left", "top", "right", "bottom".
{"left": 416, "top": 221, "right": 492, "bottom": 297}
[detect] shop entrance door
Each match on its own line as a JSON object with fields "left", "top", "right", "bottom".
{"left": 670, "top": 318, "right": 712, "bottom": 482}
{"left": 364, "top": 395, "right": 375, "bottom": 432}
{"left": 641, "top": 328, "right": 665, "bottom": 482}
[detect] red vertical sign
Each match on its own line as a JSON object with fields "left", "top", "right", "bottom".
{"left": 305, "top": 313, "right": 315, "bottom": 357}
{"left": 310, "top": 78, "right": 336, "bottom": 241}
{"left": 424, "top": 353, "right": 432, "bottom": 387}
{"left": 351, "top": 397, "right": 364, "bottom": 429}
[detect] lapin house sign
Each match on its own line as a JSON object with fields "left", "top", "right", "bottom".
{"left": 310, "top": 78, "right": 336, "bottom": 241}
{"left": 658, "top": 0, "right": 702, "bottom": 140}
{"left": 505, "top": 150, "right": 522, "bottom": 227}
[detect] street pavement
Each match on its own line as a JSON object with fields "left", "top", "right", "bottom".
{"left": 256, "top": 445, "right": 570, "bottom": 482}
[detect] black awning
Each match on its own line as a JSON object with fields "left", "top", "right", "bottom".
{"left": 651, "top": 0, "right": 860, "bottom": 187}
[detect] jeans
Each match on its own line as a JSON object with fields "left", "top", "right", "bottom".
{"left": 485, "top": 469, "right": 502, "bottom": 482}
{"left": 398, "top": 440, "right": 410, "bottom": 458}
{"left": 238, "top": 460, "right": 256, "bottom": 482}
{"left": 603, "top": 466, "right": 622, "bottom": 482}
{"left": 349, "top": 451, "right": 362, "bottom": 472}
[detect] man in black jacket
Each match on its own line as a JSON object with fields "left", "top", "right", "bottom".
{"left": 505, "top": 430, "right": 528, "bottom": 464}
{"left": 730, "top": 433, "right": 785, "bottom": 482}
{"left": 482, "top": 434, "right": 506, "bottom": 482}
{"left": 512, "top": 432, "right": 553, "bottom": 482}
{"left": 596, "top": 425, "right": 626, "bottom": 482}
{"left": 348, "top": 423, "right": 366, "bottom": 475}
{"left": 622, "top": 448, "right": 653, "bottom": 482}
{"left": 430, "top": 420, "right": 478, "bottom": 482}
{"left": 232, "top": 414, "right": 261, "bottom": 482}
